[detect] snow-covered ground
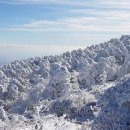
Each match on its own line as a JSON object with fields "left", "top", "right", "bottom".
{"left": 0, "top": 35, "right": 130, "bottom": 129}
{"left": 14, "top": 115, "right": 81, "bottom": 130}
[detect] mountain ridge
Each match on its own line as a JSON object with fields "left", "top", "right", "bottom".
{"left": 0, "top": 35, "right": 130, "bottom": 130}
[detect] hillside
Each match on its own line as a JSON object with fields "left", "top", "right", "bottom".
{"left": 0, "top": 35, "right": 130, "bottom": 130}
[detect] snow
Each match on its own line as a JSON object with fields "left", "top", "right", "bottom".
{"left": 0, "top": 35, "right": 130, "bottom": 129}
{"left": 7, "top": 115, "right": 81, "bottom": 130}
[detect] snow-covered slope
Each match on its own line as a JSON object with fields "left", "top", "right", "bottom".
{"left": 0, "top": 35, "right": 130, "bottom": 130}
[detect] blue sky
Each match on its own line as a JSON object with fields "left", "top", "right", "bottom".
{"left": 0, "top": 0, "right": 130, "bottom": 64}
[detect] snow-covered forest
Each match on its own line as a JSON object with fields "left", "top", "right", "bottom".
{"left": 0, "top": 35, "right": 130, "bottom": 130}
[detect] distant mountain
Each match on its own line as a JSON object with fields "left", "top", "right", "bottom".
{"left": 0, "top": 35, "right": 130, "bottom": 130}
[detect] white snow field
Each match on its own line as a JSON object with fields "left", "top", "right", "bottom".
{"left": 0, "top": 35, "right": 130, "bottom": 129}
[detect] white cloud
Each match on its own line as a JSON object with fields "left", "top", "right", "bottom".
{"left": 1, "top": 0, "right": 130, "bottom": 33}
{"left": 3, "top": 11, "right": 130, "bottom": 33}
{"left": 99, "top": 0, "right": 130, "bottom": 9}
{"left": 1, "top": 0, "right": 130, "bottom": 44}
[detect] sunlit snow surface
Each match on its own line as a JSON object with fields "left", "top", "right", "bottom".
{"left": 1, "top": 35, "right": 130, "bottom": 130}
{"left": 16, "top": 115, "right": 81, "bottom": 130}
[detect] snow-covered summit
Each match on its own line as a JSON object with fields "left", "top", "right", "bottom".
{"left": 0, "top": 35, "right": 130, "bottom": 129}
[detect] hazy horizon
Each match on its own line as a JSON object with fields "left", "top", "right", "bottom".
{"left": 0, "top": 44, "right": 86, "bottom": 65}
